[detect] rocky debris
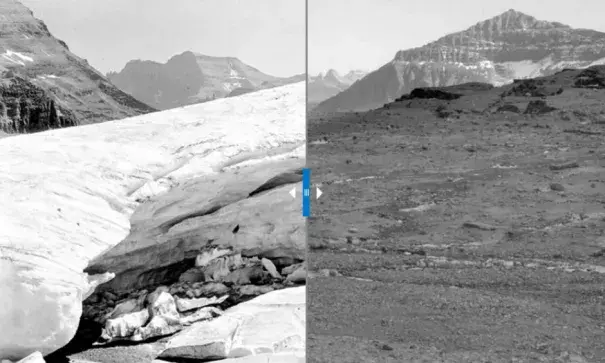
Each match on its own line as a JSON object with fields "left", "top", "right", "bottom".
{"left": 103, "top": 309, "right": 150, "bottom": 341}
{"left": 157, "top": 286, "right": 305, "bottom": 362}
{"left": 524, "top": 100, "right": 557, "bottom": 114}
{"left": 83, "top": 247, "right": 306, "bottom": 344}
{"left": 549, "top": 161, "right": 580, "bottom": 171}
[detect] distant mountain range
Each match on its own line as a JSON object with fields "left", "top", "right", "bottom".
{"left": 0, "top": 0, "right": 156, "bottom": 134}
{"left": 315, "top": 9, "right": 605, "bottom": 113}
{"left": 307, "top": 69, "right": 367, "bottom": 106}
{"left": 107, "top": 52, "right": 305, "bottom": 110}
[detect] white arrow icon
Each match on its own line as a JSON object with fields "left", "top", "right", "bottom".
{"left": 316, "top": 187, "right": 322, "bottom": 199}
{"left": 289, "top": 187, "right": 296, "bottom": 198}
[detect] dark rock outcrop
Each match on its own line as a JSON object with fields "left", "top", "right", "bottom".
{"left": 502, "top": 78, "right": 564, "bottom": 97}
{"left": 408, "top": 87, "right": 462, "bottom": 100}
{"left": 0, "top": 75, "right": 77, "bottom": 133}
{"left": 573, "top": 66, "right": 605, "bottom": 88}
{"left": 524, "top": 100, "right": 557, "bottom": 114}
{"left": 496, "top": 103, "right": 521, "bottom": 113}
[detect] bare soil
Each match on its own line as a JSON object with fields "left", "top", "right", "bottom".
{"left": 307, "top": 69, "right": 605, "bottom": 362}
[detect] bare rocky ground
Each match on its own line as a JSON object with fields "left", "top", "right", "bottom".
{"left": 307, "top": 67, "right": 605, "bottom": 362}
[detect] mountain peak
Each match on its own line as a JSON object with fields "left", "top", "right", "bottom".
{"left": 325, "top": 69, "right": 339, "bottom": 76}
{"left": 472, "top": 8, "right": 570, "bottom": 33}
{"left": 318, "top": 11, "right": 605, "bottom": 113}
{"left": 188, "top": 51, "right": 240, "bottom": 62}
{"left": 393, "top": 9, "right": 579, "bottom": 63}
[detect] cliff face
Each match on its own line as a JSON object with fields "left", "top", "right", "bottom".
{"left": 0, "top": 0, "right": 156, "bottom": 134}
{"left": 316, "top": 9, "right": 605, "bottom": 112}
{"left": 108, "top": 52, "right": 303, "bottom": 110}
{"left": 0, "top": 75, "right": 77, "bottom": 133}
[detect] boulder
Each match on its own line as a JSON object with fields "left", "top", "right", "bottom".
{"left": 103, "top": 309, "right": 150, "bottom": 339}
{"left": 285, "top": 263, "right": 307, "bottom": 283}
{"left": 0, "top": 82, "right": 304, "bottom": 360}
{"left": 158, "top": 286, "right": 305, "bottom": 361}
{"left": 176, "top": 295, "right": 229, "bottom": 312}
{"left": 261, "top": 258, "right": 282, "bottom": 279}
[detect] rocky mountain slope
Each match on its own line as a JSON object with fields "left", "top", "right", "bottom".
{"left": 107, "top": 52, "right": 305, "bottom": 110}
{"left": 0, "top": 0, "right": 156, "bottom": 134}
{"left": 315, "top": 9, "right": 605, "bottom": 112}
{"left": 0, "top": 81, "right": 305, "bottom": 362}
{"left": 308, "top": 69, "right": 367, "bottom": 106}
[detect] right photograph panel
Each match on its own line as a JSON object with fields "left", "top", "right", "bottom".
{"left": 307, "top": 0, "right": 605, "bottom": 361}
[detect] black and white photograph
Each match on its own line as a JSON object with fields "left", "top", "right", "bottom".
{"left": 0, "top": 0, "right": 305, "bottom": 362}
{"left": 307, "top": 0, "right": 605, "bottom": 361}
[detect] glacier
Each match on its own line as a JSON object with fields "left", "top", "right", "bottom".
{"left": 0, "top": 81, "right": 305, "bottom": 361}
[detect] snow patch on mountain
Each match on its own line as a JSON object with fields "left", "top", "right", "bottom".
{"left": 2, "top": 50, "right": 33, "bottom": 66}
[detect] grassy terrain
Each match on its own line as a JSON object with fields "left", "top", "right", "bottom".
{"left": 307, "top": 67, "right": 605, "bottom": 362}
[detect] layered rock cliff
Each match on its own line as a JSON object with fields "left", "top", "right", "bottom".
{"left": 107, "top": 52, "right": 304, "bottom": 110}
{"left": 0, "top": 75, "right": 77, "bottom": 133}
{"left": 316, "top": 9, "right": 605, "bottom": 112}
{"left": 0, "top": 0, "right": 156, "bottom": 134}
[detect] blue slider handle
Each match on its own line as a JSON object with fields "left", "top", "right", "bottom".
{"left": 302, "top": 168, "right": 311, "bottom": 217}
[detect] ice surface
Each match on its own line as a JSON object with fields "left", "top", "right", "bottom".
{"left": 0, "top": 81, "right": 305, "bottom": 360}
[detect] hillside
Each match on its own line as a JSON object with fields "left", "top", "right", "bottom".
{"left": 315, "top": 9, "right": 605, "bottom": 112}
{"left": 108, "top": 52, "right": 305, "bottom": 110}
{"left": 308, "top": 67, "right": 605, "bottom": 361}
{"left": 0, "top": 0, "right": 156, "bottom": 134}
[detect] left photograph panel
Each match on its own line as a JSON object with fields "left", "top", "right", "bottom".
{"left": 0, "top": 0, "right": 306, "bottom": 362}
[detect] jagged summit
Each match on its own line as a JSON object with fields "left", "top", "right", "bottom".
{"left": 476, "top": 9, "right": 570, "bottom": 31}
{"left": 393, "top": 9, "right": 579, "bottom": 63}
{"left": 108, "top": 50, "right": 299, "bottom": 110}
{"left": 308, "top": 68, "right": 369, "bottom": 105}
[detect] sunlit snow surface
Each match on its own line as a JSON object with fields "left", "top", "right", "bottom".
{"left": 0, "top": 81, "right": 305, "bottom": 361}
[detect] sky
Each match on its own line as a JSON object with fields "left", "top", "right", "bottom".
{"left": 20, "top": 0, "right": 305, "bottom": 77}
{"left": 309, "top": 0, "right": 605, "bottom": 75}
